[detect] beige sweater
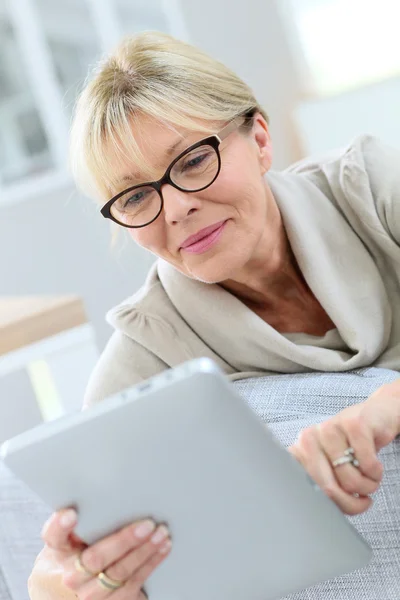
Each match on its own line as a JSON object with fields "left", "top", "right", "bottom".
{"left": 84, "top": 135, "right": 400, "bottom": 408}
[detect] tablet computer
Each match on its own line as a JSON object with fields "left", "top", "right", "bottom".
{"left": 1, "top": 358, "right": 371, "bottom": 600}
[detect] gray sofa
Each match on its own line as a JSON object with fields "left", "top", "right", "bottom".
{"left": 1, "top": 367, "right": 399, "bottom": 600}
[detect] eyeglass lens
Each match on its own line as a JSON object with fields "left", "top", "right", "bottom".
{"left": 110, "top": 144, "right": 219, "bottom": 227}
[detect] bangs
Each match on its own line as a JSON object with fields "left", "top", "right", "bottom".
{"left": 82, "top": 98, "right": 220, "bottom": 203}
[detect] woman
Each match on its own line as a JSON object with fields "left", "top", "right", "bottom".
{"left": 29, "top": 31, "right": 400, "bottom": 599}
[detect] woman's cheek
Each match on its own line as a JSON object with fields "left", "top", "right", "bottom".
{"left": 130, "top": 222, "right": 163, "bottom": 253}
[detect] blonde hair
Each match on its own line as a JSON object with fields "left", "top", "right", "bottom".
{"left": 69, "top": 31, "right": 269, "bottom": 204}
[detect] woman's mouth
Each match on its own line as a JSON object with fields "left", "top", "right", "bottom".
{"left": 180, "top": 220, "right": 228, "bottom": 254}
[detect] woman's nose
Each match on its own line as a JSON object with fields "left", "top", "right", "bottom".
{"left": 161, "top": 184, "right": 202, "bottom": 224}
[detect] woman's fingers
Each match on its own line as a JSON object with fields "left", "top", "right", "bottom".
{"left": 338, "top": 409, "right": 385, "bottom": 482}
{"left": 38, "top": 509, "right": 173, "bottom": 600}
{"left": 101, "top": 545, "right": 170, "bottom": 600}
{"left": 62, "top": 522, "right": 170, "bottom": 592}
{"left": 41, "top": 508, "right": 78, "bottom": 551}
{"left": 316, "top": 419, "right": 382, "bottom": 496}
{"left": 73, "top": 533, "right": 172, "bottom": 599}
{"left": 76, "top": 520, "right": 157, "bottom": 579}
{"left": 105, "top": 526, "right": 170, "bottom": 582}
{"left": 290, "top": 427, "right": 373, "bottom": 515}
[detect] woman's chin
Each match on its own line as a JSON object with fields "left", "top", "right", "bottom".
{"left": 183, "top": 257, "right": 240, "bottom": 284}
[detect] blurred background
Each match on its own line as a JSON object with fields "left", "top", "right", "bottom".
{"left": 0, "top": 0, "right": 399, "bottom": 439}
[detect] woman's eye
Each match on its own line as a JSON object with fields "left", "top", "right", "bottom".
{"left": 129, "top": 193, "right": 143, "bottom": 202}
{"left": 182, "top": 153, "right": 208, "bottom": 171}
{"left": 123, "top": 191, "right": 146, "bottom": 207}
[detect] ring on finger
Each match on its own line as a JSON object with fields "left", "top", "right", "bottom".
{"left": 344, "top": 447, "right": 361, "bottom": 467}
{"left": 97, "top": 571, "right": 125, "bottom": 591}
{"left": 332, "top": 447, "right": 360, "bottom": 469}
{"left": 74, "top": 553, "right": 98, "bottom": 577}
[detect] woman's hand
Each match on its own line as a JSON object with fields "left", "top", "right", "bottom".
{"left": 288, "top": 379, "right": 400, "bottom": 516}
{"left": 28, "top": 509, "right": 171, "bottom": 600}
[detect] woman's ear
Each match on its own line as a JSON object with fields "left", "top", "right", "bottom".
{"left": 252, "top": 113, "right": 272, "bottom": 174}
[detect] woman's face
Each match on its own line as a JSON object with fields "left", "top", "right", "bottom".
{"left": 111, "top": 112, "right": 275, "bottom": 284}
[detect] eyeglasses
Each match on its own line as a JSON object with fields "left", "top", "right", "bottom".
{"left": 100, "top": 115, "right": 247, "bottom": 228}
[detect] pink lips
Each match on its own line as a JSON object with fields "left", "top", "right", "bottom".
{"left": 180, "top": 220, "right": 228, "bottom": 254}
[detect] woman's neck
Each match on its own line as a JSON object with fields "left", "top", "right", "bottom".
{"left": 221, "top": 211, "right": 308, "bottom": 309}
{"left": 220, "top": 206, "right": 335, "bottom": 335}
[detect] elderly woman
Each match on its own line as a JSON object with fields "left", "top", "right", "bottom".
{"left": 29, "top": 32, "right": 400, "bottom": 600}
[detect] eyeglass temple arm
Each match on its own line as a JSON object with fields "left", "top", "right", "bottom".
{"left": 216, "top": 116, "right": 247, "bottom": 143}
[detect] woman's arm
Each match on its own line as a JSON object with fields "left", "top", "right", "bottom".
{"left": 362, "top": 135, "right": 400, "bottom": 246}
{"left": 83, "top": 331, "right": 168, "bottom": 409}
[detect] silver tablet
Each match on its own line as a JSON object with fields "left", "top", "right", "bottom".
{"left": 1, "top": 358, "right": 371, "bottom": 600}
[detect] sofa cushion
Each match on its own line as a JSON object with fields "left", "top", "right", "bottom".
{"left": 0, "top": 460, "right": 51, "bottom": 600}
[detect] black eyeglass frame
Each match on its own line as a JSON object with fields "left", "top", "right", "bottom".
{"left": 100, "top": 111, "right": 254, "bottom": 228}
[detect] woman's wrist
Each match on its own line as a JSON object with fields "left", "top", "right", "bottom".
{"left": 367, "top": 379, "right": 400, "bottom": 439}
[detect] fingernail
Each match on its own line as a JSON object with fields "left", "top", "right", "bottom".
{"left": 151, "top": 525, "right": 169, "bottom": 544}
{"left": 159, "top": 539, "right": 172, "bottom": 554}
{"left": 135, "top": 520, "right": 156, "bottom": 538}
{"left": 60, "top": 509, "right": 77, "bottom": 529}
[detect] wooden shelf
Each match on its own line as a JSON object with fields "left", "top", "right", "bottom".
{"left": 0, "top": 296, "right": 88, "bottom": 356}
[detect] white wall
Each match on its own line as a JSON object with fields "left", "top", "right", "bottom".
{"left": 295, "top": 75, "right": 400, "bottom": 155}
{"left": 0, "top": 190, "right": 155, "bottom": 349}
{"left": 180, "top": 0, "right": 305, "bottom": 170}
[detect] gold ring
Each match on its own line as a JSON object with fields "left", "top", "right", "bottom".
{"left": 74, "top": 553, "right": 97, "bottom": 577}
{"left": 97, "top": 571, "right": 124, "bottom": 591}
